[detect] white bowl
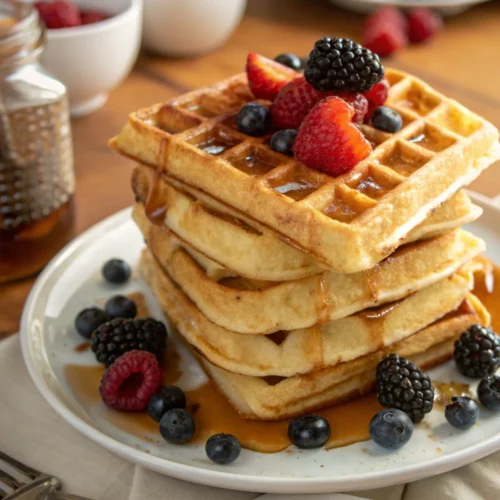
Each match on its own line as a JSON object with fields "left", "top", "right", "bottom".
{"left": 40, "top": 0, "right": 142, "bottom": 117}
{"left": 142, "top": 0, "right": 246, "bottom": 57}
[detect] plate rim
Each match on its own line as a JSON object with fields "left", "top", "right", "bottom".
{"left": 20, "top": 192, "right": 500, "bottom": 494}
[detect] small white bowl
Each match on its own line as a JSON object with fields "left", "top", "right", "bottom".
{"left": 40, "top": 0, "right": 142, "bottom": 117}
{"left": 142, "top": 0, "right": 246, "bottom": 57}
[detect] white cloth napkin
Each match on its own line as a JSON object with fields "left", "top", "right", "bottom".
{"left": 1, "top": 333, "right": 500, "bottom": 500}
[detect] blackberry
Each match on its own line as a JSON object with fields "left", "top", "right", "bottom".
{"left": 304, "top": 37, "right": 384, "bottom": 93}
{"left": 376, "top": 354, "right": 434, "bottom": 423}
{"left": 454, "top": 325, "right": 500, "bottom": 379}
{"left": 91, "top": 317, "right": 167, "bottom": 367}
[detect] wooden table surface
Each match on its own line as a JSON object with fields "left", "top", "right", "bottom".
{"left": 1, "top": 0, "right": 500, "bottom": 336}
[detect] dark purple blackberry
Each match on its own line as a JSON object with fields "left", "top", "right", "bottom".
{"left": 304, "top": 37, "right": 384, "bottom": 93}
{"left": 454, "top": 325, "right": 500, "bottom": 379}
{"left": 91, "top": 318, "right": 167, "bottom": 367}
{"left": 376, "top": 354, "right": 434, "bottom": 423}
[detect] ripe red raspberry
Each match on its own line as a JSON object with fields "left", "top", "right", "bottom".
{"left": 99, "top": 350, "right": 161, "bottom": 411}
{"left": 408, "top": 9, "right": 443, "bottom": 44}
{"left": 363, "top": 78, "right": 390, "bottom": 122}
{"left": 363, "top": 7, "right": 408, "bottom": 57}
{"left": 340, "top": 94, "right": 369, "bottom": 124}
{"left": 271, "top": 77, "right": 329, "bottom": 129}
{"left": 365, "top": 6, "right": 407, "bottom": 32}
{"left": 35, "top": 1, "right": 82, "bottom": 29}
{"left": 293, "top": 96, "right": 372, "bottom": 177}
{"left": 81, "top": 10, "right": 108, "bottom": 25}
{"left": 246, "top": 52, "right": 299, "bottom": 101}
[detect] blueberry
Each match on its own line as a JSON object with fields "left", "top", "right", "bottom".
{"left": 288, "top": 415, "right": 331, "bottom": 449}
{"left": 274, "top": 53, "right": 301, "bottom": 70}
{"left": 160, "top": 408, "right": 195, "bottom": 444}
{"left": 102, "top": 259, "right": 131, "bottom": 285}
{"left": 206, "top": 434, "right": 241, "bottom": 465}
{"left": 236, "top": 103, "right": 271, "bottom": 137}
{"left": 478, "top": 376, "right": 500, "bottom": 410}
{"left": 75, "top": 307, "right": 109, "bottom": 339}
{"left": 445, "top": 396, "right": 479, "bottom": 429}
{"left": 105, "top": 295, "right": 137, "bottom": 319}
{"left": 369, "top": 409, "right": 413, "bottom": 450}
{"left": 270, "top": 129, "right": 297, "bottom": 156}
{"left": 148, "top": 386, "right": 186, "bottom": 423}
{"left": 371, "top": 106, "right": 403, "bottom": 133}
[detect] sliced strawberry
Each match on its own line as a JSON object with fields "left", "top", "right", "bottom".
{"left": 363, "top": 78, "right": 390, "bottom": 122}
{"left": 246, "top": 52, "right": 299, "bottom": 101}
{"left": 408, "top": 9, "right": 443, "bottom": 44}
{"left": 293, "top": 97, "right": 372, "bottom": 177}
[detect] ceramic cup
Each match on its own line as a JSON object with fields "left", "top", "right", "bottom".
{"left": 142, "top": 0, "right": 247, "bottom": 57}
{"left": 41, "top": 0, "right": 142, "bottom": 117}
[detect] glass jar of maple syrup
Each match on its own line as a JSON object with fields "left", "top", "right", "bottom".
{"left": 0, "top": 1, "right": 75, "bottom": 283}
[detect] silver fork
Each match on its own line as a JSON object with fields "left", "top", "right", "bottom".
{"left": 0, "top": 451, "right": 92, "bottom": 500}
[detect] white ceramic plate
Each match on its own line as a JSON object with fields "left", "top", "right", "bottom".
{"left": 21, "top": 192, "right": 500, "bottom": 494}
{"left": 329, "top": 0, "right": 489, "bottom": 16}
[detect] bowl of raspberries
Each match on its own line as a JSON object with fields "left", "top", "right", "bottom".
{"left": 35, "top": 0, "right": 142, "bottom": 117}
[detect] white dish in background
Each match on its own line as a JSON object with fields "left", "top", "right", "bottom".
{"left": 329, "top": 0, "right": 490, "bottom": 16}
{"left": 38, "top": 0, "right": 142, "bottom": 117}
{"left": 142, "top": 0, "right": 247, "bottom": 57}
{"left": 21, "top": 192, "right": 500, "bottom": 494}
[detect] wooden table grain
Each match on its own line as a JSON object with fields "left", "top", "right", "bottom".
{"left": 1, "top": 0, "right": 499, "bottom": 336}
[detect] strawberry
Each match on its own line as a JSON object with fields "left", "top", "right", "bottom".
{"left": 293, "top": 97, "right": 372, "bottom": 177}
{"left": 408, "top": 9, "right": 443, "bottom": 44}
{"left": 35, "top": 1, "right": 81, "bottom": 29}
{"left": 363, "top": 78, "right": 390, "bottom": 122}
{"left": 246, "top": 52, "right": 299, "bottom": 101}
{"left": 271, "top": 77, "right": 328, "bottom": 129}
{"left": 81, "top": 10, "right": 108, "bottom": 25}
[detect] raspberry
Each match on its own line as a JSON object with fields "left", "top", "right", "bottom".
{"left": 99, "top": 350, "right": 161, "bottom": 411}
{"left": 363, "top": 78, "right": 389, "bottom": 122}
{"left": 35, "top": 1, "right": 81, "bottom": 29}
{"left": 293, "top": 96, "right": 372, "bottom": 177}
{"left": 365, "top": 6, "right": 407, "bottom": 32}
{"left": 340, "top": 93, "right": 369, "bottom": 124}
{"left": 363, "top": 8, "right": 408, "bottom": 57}
{"left": 271, "top": 77, "right": 328, "bottom": 129}
{"left": 408, "top": 9, "right": 443, "bottom": 44}
{"left": 246, "top": 52, "right": 299, "bottom": 101}
{"left": 81, "top": 10, "right": 108, "bottom": 25}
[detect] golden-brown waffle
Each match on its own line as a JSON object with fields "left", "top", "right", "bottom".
{"left": 111, "top": 68, "right": 499, "bottom": 272}
{"left": 197, "top": 295, "right": 489, "bottom": 420}
{"left": 140, "top": 247, "right": 476, "bottom": 378}
{"left": 132, "top": 165, "right": 482, "bottom": 281}
{"left": 136, "top": 211, "right": 484, "bottom": 334}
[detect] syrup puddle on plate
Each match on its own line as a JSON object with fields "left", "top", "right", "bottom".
{"left": 64, "top": 261, "right": 500, "bottom": 454}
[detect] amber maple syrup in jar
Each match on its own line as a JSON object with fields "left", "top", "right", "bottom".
{"left": 0, "top": 1, "right": 75, "bottom": 283}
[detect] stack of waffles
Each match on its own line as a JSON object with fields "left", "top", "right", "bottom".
{"left": 111, "top": 68, "right": 500, "bottom": 420}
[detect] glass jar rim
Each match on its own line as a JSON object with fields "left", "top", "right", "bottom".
{"left": 0, "top": 1, "right": 44, "bottom": 68}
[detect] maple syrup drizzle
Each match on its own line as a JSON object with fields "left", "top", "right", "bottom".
{"left": 64, "top": 262, "right": 500, "bottom": 453}
{"left": 144, "top": 169, "right": 167, "bottom": 226}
